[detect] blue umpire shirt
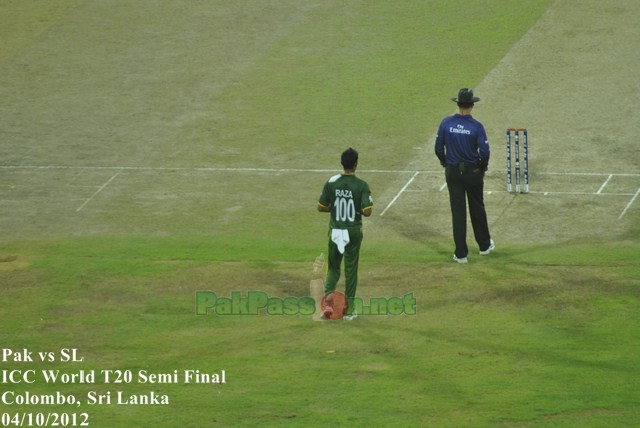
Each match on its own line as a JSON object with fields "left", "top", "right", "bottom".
{"left": 435, "top": 114, "right": 490, "bottom": 170}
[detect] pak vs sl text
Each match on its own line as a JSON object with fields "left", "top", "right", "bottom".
{"left": 2, "top": 348, "right": 84, "bottom": 363}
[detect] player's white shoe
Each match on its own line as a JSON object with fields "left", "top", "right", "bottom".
{"left": 343, "top": 312, "right": 357, "bottom": 321}
{"left": 453, "top": 254, "right": 468, "bottom": 264}
{"left": 479, "top": 239, "right": 495, "bottom": 255}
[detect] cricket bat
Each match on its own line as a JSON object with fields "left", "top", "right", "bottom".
{"left": 310, "top": 253, "right": 325, "bottom": 321}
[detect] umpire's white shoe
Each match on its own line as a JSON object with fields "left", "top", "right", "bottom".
{"left": 453, "top": 254, "right": 468, "bottom": 264}
{"left": 479, "top": 239, "right": 495, "bottom": 255}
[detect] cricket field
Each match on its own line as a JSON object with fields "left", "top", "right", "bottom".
{"left": 1, "top": 1, "right": 638, "bottom": 426}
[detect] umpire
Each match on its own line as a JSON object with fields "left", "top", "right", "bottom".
{"left": 435, "top": 88, "right": 495, "bottom": 263}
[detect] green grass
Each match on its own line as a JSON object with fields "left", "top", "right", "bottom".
{"left": 2, "top": 239, "right": 639, "bottom": 426}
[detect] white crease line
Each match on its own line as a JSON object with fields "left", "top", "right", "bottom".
{"left": 0, "top": 165, "right": 438, "bottom": 175}
{"left": 618, "top": 187, "right": 640, "bottom": 220}
{"left": 596, "top": 174, "right": 613, "bottom": 194}
{"left": 0, "top": 165, "right": 638, "bottom": 176}
{"left": 404, "top": 189, "right": 635, "bottom": 196}
{"left": 439, "top": 182, "right": 447, "bottom": 192}
{"left": 535, "top": 191, "right": 636, "bottom": 196}
{"left": 540, "top": 172, "right": 640, "bottom": 177}
{"left": 75, "top": 170, "right": 121, "bottom": 212}
{"left": 379, "top": 171, "right": 420, "bottom": 217}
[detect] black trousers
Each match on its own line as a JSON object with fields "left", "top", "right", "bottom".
{"left": 445, "top": 163, "right": 492, "bottom": 258}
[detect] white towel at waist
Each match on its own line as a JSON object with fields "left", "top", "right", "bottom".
{"left": 331, "top": 229, "right": 350, "bottom": 254}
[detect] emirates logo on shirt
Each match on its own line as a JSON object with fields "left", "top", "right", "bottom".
{"left": 449, "top": 124, "right": 471, "bottom": 135}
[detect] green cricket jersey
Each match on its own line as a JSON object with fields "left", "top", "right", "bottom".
{"left": 318, "top": 174, "right": 373, "bottom": 229}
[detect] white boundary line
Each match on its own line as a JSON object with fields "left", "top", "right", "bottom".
{"left": 379, "top": 171, "right": 420, "bottom": 217}
{"left": 75, "top": 170, "right": 121, "bottom": 212}
{"left": 618, "top": 188, "right": 640, "bottom": 220}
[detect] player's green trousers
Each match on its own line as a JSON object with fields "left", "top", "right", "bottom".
{"left": 324, "top": 228, "right": 363, "bottom": 314}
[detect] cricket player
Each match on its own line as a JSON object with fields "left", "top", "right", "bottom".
{"left": 317, "top": 148, "right": 373, "bottom": 320}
